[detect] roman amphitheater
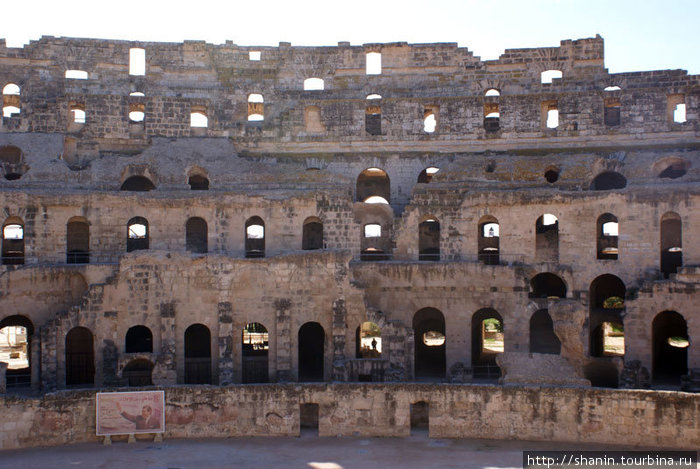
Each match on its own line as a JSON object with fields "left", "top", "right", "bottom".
{"left": 0, "top": 34, "right": 698, "bottom": 449}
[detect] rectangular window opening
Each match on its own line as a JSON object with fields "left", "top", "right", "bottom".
{"left": 129, "top": 48, "right": 146, "bottom": 76}
{"left": 249, "top": 51, "right": 261, "bottom": 61}
{"left": 366, "top": 52, "right": 381, "bottom": 75}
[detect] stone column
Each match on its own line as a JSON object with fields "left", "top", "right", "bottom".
{"left": 274, "top": 298, "right": 292, "bottom": 382}
{"left": 217, "top": 302, "right": 234, "bottom": 385}
{"left": 331, "top": 298, "right": 347, "bottom": 381}
{"left": 0, "top": 361, "right": 7, "bottom": 394}
{"left": 31, "top": 334, "right": 41, "bottom": 392}
{"left": 156, "top": 302, "right": 177, "bottom": 384}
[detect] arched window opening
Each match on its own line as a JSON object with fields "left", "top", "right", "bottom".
{"left": 529, "top": 273, "right": 566, "bottom": 299}
{"left": 535, "top": 214, "right": 559, "bottom": 262}
{"left": 242, "top": 322, "right": 269, "bottom": 383}
{"left": 652, "top": 311, "right": 688, "bottom": 385}
{"left": 657, "top": 158, "right": 689, "bottom": 179}
{"left": 129, "top": 102, "right": 145, "bottom": 123}
{"left": 478, "top": 215, "right": 500, "bottom": 265}
{"left": 129, "top": 48, "right": 146, "bottom": 76}
{"left": 668, "top": 95, "right": 687, "bottom": 124}
{"left": 122, "top": 359, "right": 153, "bottom": 387}
{"left": 604, "top": 86, "right": 621, "bottom": 92}
{"left": 184, "top": 324, "right": 211, "bottom": 384}
{"left": 541, "top": 69, "right": 563, "bottom": 84}
{"left": 248, "top": 93, "right": 264, "bottom": 122}
{"left": 529, "top": 309, "right": 561, "bottom": 355}
{"left": 417, "top": 166, "right": 439, "bottom": 184}
{"left": 590, "top": 172, "right": 626, "bottom": 190}
{"left": 418, "top": 218, "right": 440, "bottom": 261}
{"left": 185, "top": 217, "right": 208, "bottom": 254}
{"left": 423, "top": 106, "right": 438, "bottom": 133}
{"left": 304, "top": 105, "right": 324, "bottom": 132}
{"left": 190, "top": 110, "right": 208, "bottom": 128}
{"left": 604, "top": 97, "right": 621, "bottom": 127}
{"left": 126, "top": 217, "right": 149, "bottom": 252}
{"left": 542, "top": 101, "right": 558, "bottom": 129}
{"left": 471, "top": 309, "right": 503, "bottom": 379}
{"left": 120, "top": 176, "right": 155, "bottom": 192}
{"left": 70, "top": 104, "right": 86, "bottom": 124}
{"left": 2, "top": 83, "right": 20, "bottom": 118}
{"left": 65, "top": 327, "right": 94, "bottom": 387}
{"left": 365, "top": 103, "right": 381, "bottom": 135}
{"left": 125, "top": 325, "right": 153, "bottom": 353}
{"left": 303, "top": 78, "right": 324, "bottom": 91}
{"left": 413, "top": 308, "right": 446, "bottom": 380}
{"left": 298, "top": 322, "right": 324, "bottom": 381}
{"left": 363, "top": 196, "right": 389, "bottom": 204}
{"left": 589, "top": 274, "right": 626, "bottom": 357}
{"left": 302, "top": 217, "right": 323, "bottom": 250}
{"left": 0, "top": 315, "right": 33, "bottom": 388}
{"left": 245, "top": 216, "right": 265, "bottom": 258}
{"left": 484, "top": 88, "right": 500, "bottom": 97}
{"left": 355, "top": 321, "right": 381, "bottom": 359}
{"left": 188, "top": 174, "right": 209, "bottom": 190}
{"left": 597, "top": 213, "right": 619, "bottom": 260}
{"left": 67, "top": 217, "right": 90, "bottom": 264}
{"left": 356, "top": 167, "right": 390, "bottom": 203}
{"left": 2, "top": 219, "right": 25, "bottom": 265}
{"left": 129, "top": 91, "right": 145, "bottom": 97}
{"left": 366, "top": 94, "right": 382, "bottom": 100}
{"left": 366, "top": 52, "right": 381, "bottom": 75}
{"left": 483, "top": 102, "right": 500, "bottom": 132}
{"left": 660, "top": 212, "right": 682, "bottom": 278}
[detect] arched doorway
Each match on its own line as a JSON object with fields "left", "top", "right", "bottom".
{"left": 65, "top": 327, "right": 94, "bottom": 387}
{"left": 242, "top": 322, "right": 269, "bottom": 383}
{"left": 589, "top": 274, "right": 625, "bottom": 357}
{"left": 185, "top": 217, "right": 208, "bottom": 254}
{"left": 0, "top": 315, "right": 33, "bottom": 388}
{"left": 184, "top": 324, "right": 211, "bottom": 384}
{"left": 471, "top": 309, "right": 503, "bottom": 379}
{"left": 66, "top": 217, "right": 90, "bottom": 264}
{"left": 125, "top": 325, "right": 153, "bottom": 353}
{"left": 652, "top": 311, "right": 688, "bottom": 385}
{"left": 418, "top": 218, "right": 440, "bottom": 261}
{"left": 529, "top": 309, "right": 561, "bottom": 355}
{"left": 356, "top": 168, "right": 390, "bottom": 203}
{"left": 298, "top": 322, "right": 324, "bottom": 381}
{"left": 302, "top": 217, "right": 323, "bottom": 250}
{"left": 413, "top": 308, "right": 446, "bottom": 380}
{"left": 529, "top": 273, "right": 567, "bottom": 299}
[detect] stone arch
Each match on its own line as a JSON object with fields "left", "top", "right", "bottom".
{"left": 65, "top": 326, "right": 94, "bottom": 387}
{"left": 471, "top": 308, "right": 503, "bottom": 379}
{"left": 413, "top": 307, "right": 445, "bottom": 380}
{"left": 0, "top": 315, "right": 33, "bottom": 388}
{"left": 185, "top": 217, "right": 208, "bottom": 254}
{"left": 589, "top": 274, "right": 626, "bottom": 357}
{"left": 529, "top": 273, "right": 567, "bottom": 299}
{"left": 245, "top": 216, "right": 265, "bottom": 258}
{"left": 2, "top": 216, "right": 25, "bottom": 265}
{"left": 242, "top": 322, "right": 269, "bottom": 383}
{"left": 184, "top": 323, "right": 211, "bottom": 384}
{"left": 356, "top": 168, "right": 390, "bottom": 203}
{"left": 418, "top": 216, "right": 440, "bottom": 261}
{"left": 660, "top": 212, "right": 682, "bottom": 278}
{"left": 302, "top": 216, "right": 323, "bottom": 250}
{"left": 125, "top": 325, "right": 153, "bottom": 353}
{"left": 67, "top": 216, "right": 90, "bottom": 264}
{"left": 652, "top": 311, "right": 688, "bottom": 385}
{"left": 298, "top": 322, "right": 324, "bottom": 381}
{"left": 478, "top": 215, "right": 500, "bottom": 265}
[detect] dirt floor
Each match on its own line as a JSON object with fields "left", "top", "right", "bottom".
{"left": 1, "top": 432, "right": 693, "bottom": 469}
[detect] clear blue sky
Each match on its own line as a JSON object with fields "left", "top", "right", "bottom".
{"left": 4, "top": 0, "right": 699, "bottom": 74}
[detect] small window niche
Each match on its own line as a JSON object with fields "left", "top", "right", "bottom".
{"left": 190, "top": 107, "right": 208, "bottom": 134}
{"left": 249, "top": 51, "right": 261, "bottom": 61}
{"left": 604, "top": 98, "right": 621, "bottom": 127}
{"left": 541, "top": 70, "right": 562, "bottom": 84}
{"left": 129, "top": 48, "right": 146, "bottom": 76}
{"left": 667, "top": 95, "right": 687, "bottom": 124}
{"left": 597, "top": 213, "right": 619, "bottom": 260}
{"left": 366, "top": 52, "right": 381, "bottom": 75}
{"left": 365, "top": 104, "right": 382, "bottom": 136}
{"left": 484, "top": 103, "right": 500, "bottom": 132}
{"left": 303, "top": 78, "right": 324, "bottom": 91}
{"left": 247, "top": 94, "right": 264, "bottom": 122}
{"left": 65, "top": 70, "right": 88, "bottom": 80}
{"left": 542, "top": 101, "right": 559, "bottom": 129}
{"left": 423, "top": 106, "right": 438, "bottom": 133}
{"left": 304, "top": 105, "right": 324, "bottom": 133}
{"left": 69, "top": 103, "right": 86, "bottom": 125}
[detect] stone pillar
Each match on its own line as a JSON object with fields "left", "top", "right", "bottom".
{"left": 156, "top": 302, "right": 177, "bottom": 384}
{"left": 217, "top": 302, "right": 234, "bottom": 385}
{"left": 31, "top": 334, "right": 41, "bottom": 392}
{"left": 331, "top": 298, "right": 347, "bottom": 381}
{"left": 274, "top": 298, "right": 293, "bottom": 382}
{"left": 0, "top": 361, "right": 7, "bottom": 394}
{"left": 40, "top": 326, "right": 57, "bottom": 392}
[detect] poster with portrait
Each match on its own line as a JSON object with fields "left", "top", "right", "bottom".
{"left": 96, "top": 390, "right": 165, "bottom": 435}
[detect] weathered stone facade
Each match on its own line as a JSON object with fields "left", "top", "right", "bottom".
{"left": 0, "top": 34, "right": 698, "bottom": 447}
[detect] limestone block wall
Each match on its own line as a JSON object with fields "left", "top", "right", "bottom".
{"left": 1, "top": 384, "right": 698, "bottom": 450}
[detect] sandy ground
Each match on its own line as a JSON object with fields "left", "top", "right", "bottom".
{"left": 1, "top": 432, "right": 693, "bottom": 469}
